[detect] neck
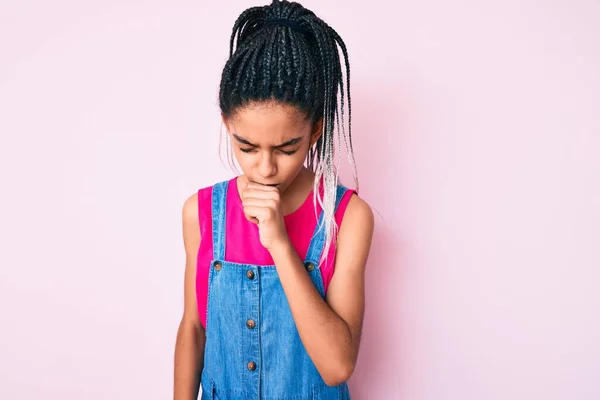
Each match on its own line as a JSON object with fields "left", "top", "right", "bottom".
{"left": 280, "top": 168, "right": 316, "bottom": 215}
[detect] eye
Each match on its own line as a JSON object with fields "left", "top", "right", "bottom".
{"left": 279, "top": 149, "right": 297, "bottom": 155}
{"left": 239, "top": 148, "right": 256, "bottom": 153}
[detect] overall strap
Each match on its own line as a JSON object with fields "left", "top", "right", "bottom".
{"left": 305, "top": 184, "right": 349, "bottom": 265}
{"left": 211, "top": 180, "right": 229, "bottom": 261}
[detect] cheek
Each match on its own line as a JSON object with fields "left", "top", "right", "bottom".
{"left": 231, "top": 150, "right": 253, "bottom": 172}
{"left": 282, "top": 151, "right": 307, "bottom": 169}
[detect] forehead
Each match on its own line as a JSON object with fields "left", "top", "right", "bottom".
{"left": 228, "top": 102, "right": 310, "bottom": 141}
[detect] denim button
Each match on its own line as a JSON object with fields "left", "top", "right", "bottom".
{"left": 246, "top": 319, "right": 255, "bottom": 329}
{"left": 246, "top": 270, "right": 255, "bottom": 280}
{"left": 214, "top": 261, "right": 222, "bottom": 271}
{"left": 305, "top": 262, "right": 315, "bottom": 272}
{"left": 247, "top": 361, "right": 257, "bottom": 371}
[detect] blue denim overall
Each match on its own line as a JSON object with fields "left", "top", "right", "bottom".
{"left": 200, "top": 180, "right": 352, "bottom": 400}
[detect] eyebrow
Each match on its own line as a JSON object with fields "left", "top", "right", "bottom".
{"left": 232, "top": 134, "right": 304, "bottom": 149}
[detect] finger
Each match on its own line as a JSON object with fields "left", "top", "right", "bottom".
{"left": 243, "top": 205, "right": 269, "bottom": 223}
{"left": 244, "top": 204, "right": 276, "bottom": 219}
{"left": 242, "top": 188, "right": 279, "bottom": 201}
{"left": 242, "top": 198, "right": 278, "bottom": 210}
{"left": 245, "top": 182, "right": 280, "bottom": 192}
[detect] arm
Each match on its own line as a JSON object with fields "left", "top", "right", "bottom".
{"left": 270, "top": 194, "right": 374, "bottom": 386}
{"left": 173, "top": 192, "right": 206, "bottom": 400}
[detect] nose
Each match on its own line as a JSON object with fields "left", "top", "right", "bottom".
{"left": 258, "top": 151, "right": 277, "bottom": 179}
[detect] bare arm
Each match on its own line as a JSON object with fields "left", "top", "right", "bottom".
{"left": 270, "top": 194, "right": 374, "bottom": 386}
{"left": 173, "top": 192, "right": 206, "bottom": 400}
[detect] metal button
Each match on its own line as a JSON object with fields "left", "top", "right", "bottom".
{"left": 247, "top": 361, "right": 257, "bottom": 371}
{"left": 305, "top": 262, "right": 315, "bottom": 272}
{"left": 214, "top": 261, "right": 222, "bottom": 271}
{"left": 246, "top": 319, "right": 255, "bottom": 329}
{"left": 246, "top": 270, "right": 255, "bottom": 280}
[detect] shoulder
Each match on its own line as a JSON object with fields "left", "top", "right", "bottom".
{"left": 182, "top": 179, "right": 232, "bottom": 231}
{"left": 335, "top": 190, "right": 374, "bottom": 272}
{"left": 182, "top": 191, "right": 201, "bottom": 251}
{"left": 341, "top": 193, "right": 374, "bottom": 235}
{"left": 182, "top": 191, "right": 199, "bottom": 226}
{"left": 181, "top": 182, "right": 216, "bottom": 242}
{"left": 335, "top": 183, "right": 373, "bottom": 230}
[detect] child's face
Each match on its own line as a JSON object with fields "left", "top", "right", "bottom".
{"left": 222, "top": 102, "right": 323, "bottom": 193}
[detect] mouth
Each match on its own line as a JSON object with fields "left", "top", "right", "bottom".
{"left": 250, "top": 180, "right": 280, "bottom": 187}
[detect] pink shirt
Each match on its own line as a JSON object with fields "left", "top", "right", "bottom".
{"left": 195, "top": 177, "right": 356, "bottom": 329}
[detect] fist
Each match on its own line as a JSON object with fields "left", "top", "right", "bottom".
{"left": 240, "top": 179, "right": 289, "bottom": 250}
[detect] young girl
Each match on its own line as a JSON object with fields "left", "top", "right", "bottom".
{"left": 174, "top": 1, "right": 374, "bottom": 399}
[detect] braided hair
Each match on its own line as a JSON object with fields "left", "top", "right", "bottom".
{"left": 219, "top": 0, "right": 358, "bottom": 265}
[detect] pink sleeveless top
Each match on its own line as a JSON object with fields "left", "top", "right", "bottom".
{"left": 195, "top": 177, "right": 356, "bottom": 329}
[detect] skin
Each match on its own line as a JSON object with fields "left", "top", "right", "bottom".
{"left": 173, "top": 102, "right": 374, "bottom": 398}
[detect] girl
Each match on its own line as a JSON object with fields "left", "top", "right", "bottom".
{"left": 174, "top": 1, "right": 374, "bottom": 399}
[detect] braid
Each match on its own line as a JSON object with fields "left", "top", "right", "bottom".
{"left": 219, "top": 0, "right": 357, "bottom": 266}
{"left": 229, "top": 7, "right": 262, "bottom": 56}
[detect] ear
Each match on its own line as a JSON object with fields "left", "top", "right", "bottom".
{"left": 309, "top": 117, "right": 324, "bottom": 147}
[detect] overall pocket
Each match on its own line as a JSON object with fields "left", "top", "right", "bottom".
{"left": 312, "top": 381, "right": 351, "bottom": 400}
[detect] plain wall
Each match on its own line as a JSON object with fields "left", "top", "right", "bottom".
{"left": 1, "top": 0, "right": 599, "bottom": 399}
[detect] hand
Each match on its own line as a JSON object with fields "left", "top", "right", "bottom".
{"left": 240, "top": 179, "right": 290, "bottom": 251}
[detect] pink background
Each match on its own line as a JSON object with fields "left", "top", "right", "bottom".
{"left": 1, "top": 1, "right": 599, "bottom": 399}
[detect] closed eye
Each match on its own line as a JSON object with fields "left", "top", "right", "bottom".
{"left": 240, "top": 148, "right": 297, "bottom": 155}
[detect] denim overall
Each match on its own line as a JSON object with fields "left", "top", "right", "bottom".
{"left": 200, "top": 180, "right": 352, "bottom": 400}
